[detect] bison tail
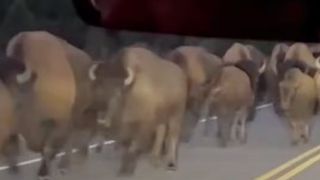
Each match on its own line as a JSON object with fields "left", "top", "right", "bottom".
{"left": 314, "top": 99, "right": 319, "bottom": 115}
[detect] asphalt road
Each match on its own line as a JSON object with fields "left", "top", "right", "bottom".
{"left": 1, "top": 104, "right": 320, "bottom": 180}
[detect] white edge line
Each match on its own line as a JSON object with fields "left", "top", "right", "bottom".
{"left": 200, "top": 103, "right": 272, "bottom": 122}
{"left": 0, "top": 103, "right": 273, "bottom": 171}
{"left": 0, "top": 140, "right": 115, "bottom": 171}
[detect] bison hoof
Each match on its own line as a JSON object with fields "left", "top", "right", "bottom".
{"left": 303, "top": 138, "right": 309, "bottom": 144}
{"left": 38, "top": 175, "right": 50, "bottom": 180}
{"left": 8, "top": 165, "right": 19, "bottom": 174}
{"left": 79, "top": 147, "right": 89, "bottom": 157}
{"left": 118, "top": 163, "right": 136, "bottom": 177}
{"left": 117, "top": 168, "right": 135, "bottom": 177}
{"left": 181, "top": 135, "right": 192, "bottom": 143}
{"left": 218, "top": 139, "right": 228, "bottom": 148}
{"left": 239, "top": 137, "right": 248, "bottom": 145}
{"left": 38, "top": 164, "right": 49, "bottom": 179}
{"left": 59, "top": 168, "right": 68, "bottom": 176}
{"left": 96, "top": 145, "right": 103, "bottom": 153}
{"left": 166, "top": 162, "right": 177, "bottom": 171}
{"left": 291, "top": 140, "right": 299, "bottom": 146}
{"left": 150, "top": 157, "right": 162, "bottom": 168}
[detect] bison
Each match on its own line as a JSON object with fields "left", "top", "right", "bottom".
{"left": 200, "top": 64, "right": 254, "bottom": 147}
{"left": 1, "top": 31, "right": 98, "bottom": 179}
{"left": 166, "top": 46, "right": 223, "bottom": 142}
{"left": 0, "top": 65, "right": 20, "bottom": 173}
{"left": 266, "top": 43, "right": 290, "bottom": 116}
{"left": 88, "top": 46, "right": 187, "bottom": 176}
{"left": 279, "top": 68, "right": 318, "bottom": 145}
{"left": 268, "top": 43, "right": 320, "bottom": 117}
{"left": 222, "top": 43, "right": 266, "bottom": 123}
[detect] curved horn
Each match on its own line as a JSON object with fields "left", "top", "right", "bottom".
{"left": 315, "top": 57, "right": 320, "bottom": 69}
{"left": 258, "top": 60, "right": 267, "bottom": 74}
{"left": 124, "top": 67, "right": 134, "bottom": 86}
{"left": 16, "top": 68, "right": 32, "bottom": 84}
{"left": 89, "top": 63, "right": 99, "bottom": 81}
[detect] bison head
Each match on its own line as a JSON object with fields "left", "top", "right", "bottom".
{"left": 88, "top": 60, "right": 134, "bottom": 109}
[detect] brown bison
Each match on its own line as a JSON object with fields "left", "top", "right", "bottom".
{"left": 268, "top": 43, "right": 320, "bottom": 117}
{"left": 279, "top": 68, "right": 318, "bottom": 145}
{"left": 266, "top": 43, "right": 290, "bottom": 116}
{"left": 200, "top": 65, "right": 254, "bottom": 147}
{"left": 0, "top": 72, "right": 20, "bottom": 173}
{"left": 166, "top": 46, "right": 223, "bottom": 142}
{"left": 1, "top": 31, "right": 92, "bottom": 179}
{"left": 88, "top": 46, "right": 187, "bottom": 176}
{"left": 222, "top": 43, "right": 266, "bottom": 123}
{"left": 223, "top": 43, "right": 266, "bottom": 92}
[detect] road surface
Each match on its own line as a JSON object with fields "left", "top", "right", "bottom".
{"left": 1, "top": 104, "right": 320, "bottom": 180}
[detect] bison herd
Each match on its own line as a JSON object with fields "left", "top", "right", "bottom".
{"left": 0, "top": 31, "right": 320, "bottom": 179}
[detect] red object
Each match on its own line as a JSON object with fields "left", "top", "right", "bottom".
{"left": 73, "top": 0, "right": 319, "bottom": 42}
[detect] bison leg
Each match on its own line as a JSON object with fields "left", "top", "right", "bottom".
{"left": 38, "top": 146, "right": 58, "bottom": 180}
{"left": 246, "top": 103, "right": 257, "bottom": 123}
{"left": 95, "top": 125, "right": 109, "bottom": 153}
{"left": 290, "top": 124, "right": 300, "bottom": 146}
{"left": 302, "top": 124, "right": 310, "bottom": 144}
{"left": 2, "top": 134, "right": 20, "bottom": 173}
{"left": 237, "top": 110, "right": 249, "bottom": 144}
{"left": 203, "top": 118, "right": 214, "bottom": 137}
{"left": 118, "top": 141, "right": 140, "bottom": 176}
{"left": 217, "top": 118, "right": 232, "bottom": 147}
{"left": 95, "top": 137, "right": 105, "bottom": 153}
{"left": 164, "top": 118, "right": 181, "bottom": 171}
{"left": 230, "top": 117, "right": 238, "bottom": 142}
{"left": 78, "top": 108, "right": 99, "bottom": 158}
{"left": 181, "top": 111, "right": 198, "bottom": 143}
{"left": 57, "top": 137, "right": 73, "bottom": 175}
{"left": 77, "top": 130, "right": 93, "bottom": 158}
{"left": 150, "top": 124, "right": 166, "bottom": 168}
{"left": 38, "top": 124, "right": 70, "bottom": 179}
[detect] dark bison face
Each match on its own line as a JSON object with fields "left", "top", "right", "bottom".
{"left": 88, "top": 60, "right": 131, "bottom": 110}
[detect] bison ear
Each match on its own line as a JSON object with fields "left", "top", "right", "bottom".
{"left": 89, "top": 63, "right": 100, "bottom": 81}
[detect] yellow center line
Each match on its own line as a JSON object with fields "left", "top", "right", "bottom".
{"left": 255, "top": 145, "right": 320, "bottom": 180}
{"left": 277, "top": 152, "right": 320, "bottom": 180}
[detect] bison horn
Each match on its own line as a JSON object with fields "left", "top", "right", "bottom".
{"left": 315, "top": 57, "right": 320, "bottom": 69}
{"left": 89, "top": 63, "right": 99, "bottom": 81}
{"left": 258, "top": 60, "right": 267, "bottom": 74}
{"left": 124, "top": 67, "right": 134, "bottom": 86}
{"left": 16, "top": 68, "right": 32, "bottom": 84}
